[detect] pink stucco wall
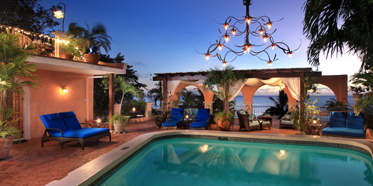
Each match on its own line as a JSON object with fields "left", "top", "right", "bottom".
{"left": 28, "top": 69, "right": 94, "bottom": 139}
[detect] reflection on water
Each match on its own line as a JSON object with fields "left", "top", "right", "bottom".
{"left": 100, "top": 139, "right": 373, "bottom": 186}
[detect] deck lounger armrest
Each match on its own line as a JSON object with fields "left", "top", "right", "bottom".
{"left": 324, "top": 122, "right": 329, "bottom": 128}
{"left": 364, "top": 124, "right": 367, "bottom": 138}
{"left": 79, "top": 123, "right": 93, "bottom": 128}
{"left": 44, "top": 128, "right": 64, "bottom": 137}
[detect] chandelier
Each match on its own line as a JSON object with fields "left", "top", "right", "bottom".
{"left": 203, "top": 0, "right": 299, "bottom": 67}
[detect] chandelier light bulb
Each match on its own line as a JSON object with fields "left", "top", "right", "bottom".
{"left": 246, "top": 16, "right": 252, "bottom": 24}
{"left": 259, "top": 28, "right": 264, "bottom": 35}
{"left": 266, "top": 22, "right": 272, "bottom": 29}
{"left": 218, "top": 44, "right": 223, "bottom": 51}
{"left": 224, "top": 34, "right": 230, "bottom": 42}
{"left": 231, "top": 29, "right": 236, "bottom": 35}
{"left": 222, "top": 61, "right": 227, "bottom": 67}
{"left": 267, "top": 61, "right": 272, "bottom": 67}
{"left": 263, "top": 35, "right": 269, "bottom": 43}
{"left": 205, "top": 53, "right": 211, "bottom": 60}
{"left": 223, "top": 23, "right": 229, "bottom": 30}
{"left": 271, "top": 44, "right": 276, "bottom": 50}
{"left": 287, "top": 51, "right": 293, "bottom": 58}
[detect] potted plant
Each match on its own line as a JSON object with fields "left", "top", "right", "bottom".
{"left": 68, "top": 23, "right": 112, "bottom": 64}
{"left": 349, "top": 69, "right": 373, "bottom": 114}
{"left": 349, "top": 86, "right": 368, "bottom": 102}
{"left": 109, "top": 114, "right": 129, "bottom": 133}
{"left": 60, "top": 38, "right": 86, "bottom": 61}
{"left": 203, "top": 65, "right": 245, "bottom": 131}
{"left": 0, "top": 31, "right": 39, "bottom": 159}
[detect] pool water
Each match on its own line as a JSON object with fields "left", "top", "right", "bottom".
{"left": 98, "top": 138, "right": 373, "bottom": 186}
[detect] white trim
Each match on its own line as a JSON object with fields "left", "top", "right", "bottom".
{"left": 26, "top": 56, "right": 127, "bottom": 75}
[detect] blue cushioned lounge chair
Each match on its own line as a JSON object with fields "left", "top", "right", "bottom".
{"left": 322, "top": 112, "right": 366, "bottom": 138}
{"left": 161, "top": 108, "right": 184, "bottom": 130}
{"left": 189, "top": 109, "right": 210, "bottom": 130}
{"left": 40, "top": 111, "right": 111, "bottom": 149}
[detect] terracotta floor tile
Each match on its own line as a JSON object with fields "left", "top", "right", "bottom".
{"left": 0, "top": 119, "right": 328, "bottom": 185}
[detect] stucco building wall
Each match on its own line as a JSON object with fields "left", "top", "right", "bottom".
{"left": 28, "top": 69, "right": 94, "bottom": 139}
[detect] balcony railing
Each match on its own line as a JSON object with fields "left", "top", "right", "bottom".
{"left": 0, "top": 25, "right": 55, "bottom": 57}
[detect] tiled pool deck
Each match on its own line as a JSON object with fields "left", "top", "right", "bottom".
{"left": 0, "top": 119, "right": 371, "bottom": 186}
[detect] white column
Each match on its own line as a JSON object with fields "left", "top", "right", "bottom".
{"left": 146, "top": 102, "right": 153, "bottom": 120}
{"left": 204, "top": 101, "right": 213, "bottom": 114}
{"left": 243, "top": 102, "right": 253, "bottom": 114}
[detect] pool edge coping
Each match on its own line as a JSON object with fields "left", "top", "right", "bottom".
{"left": 46, "top": 130, "right": 373, "bottom": 186}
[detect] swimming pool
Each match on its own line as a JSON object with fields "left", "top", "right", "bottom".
{"left": 46, "top": 131, "right": 373, "bottom": 186}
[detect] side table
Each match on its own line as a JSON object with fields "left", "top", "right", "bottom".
{"left": 309, "top": 122, "right": 326, "bottom": 135}
{"left": 182, "top": 119, "right": 194, "bottom": 129}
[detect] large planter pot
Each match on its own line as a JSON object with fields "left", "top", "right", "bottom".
{"left": 353, "top": 93, "right": 363, "bottom": 102}
{"left": 0, "top": 136, "right": 14, "bottom": 160}
{"left": 216, "top": 116, "right": 232, "bottom": 131}
{"left": 84, "top": 53, "right": 100, "bottom": 65}
{"left": 113, "top": 121, "right": 126, "bottom": 133}
{"left": 60, "top": 54, "right": 74, "bottom": 60}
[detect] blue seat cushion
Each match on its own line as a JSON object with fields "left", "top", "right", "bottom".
{"left": 59, "top": 111, "right": 82, "bottom": 130}
{"left": 50, "top": 128, "right": 110, "bottom": 138}
{"left": 189, "top": 121, "right": 207, "bottom": 128}
{"left": 40, "top": 114, "right": 68, "bottom": 135}
{"left": 329, "top": 112, "right": 347, "bottom": 128}
{"left": 169, "top": 108, "right": 184, "bottom": 122}
{"left": 346, "top": 112, "right": 365, "bottom": 129}
{"left": 162, "top": 120, "right": 181, "bottom": 126}
{"left": 322, "top": 127, "right": 364, "bottom": 138}
{"left": 196, "top": 109, "right": 210, "bottom": 122}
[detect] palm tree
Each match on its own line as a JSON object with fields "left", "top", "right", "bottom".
{"left": 147, "top": 81, "right": 163, "bottom": 107}
{"left": 203, "top": 65, "right": 245, "bottom": 114}
{"left": 264, "top": 90, "right": 288, "bottom": 119}
{"left": 322, "top": 98, "right": 346, "bottom": 111}
{"left": 180, "top": 89, "right": 197, "bottom": 108}
{"left": 303, "top": 0, "right": 373, "bottom": 71}
{"left": 68, "top": 22, "right": 112, "bottom": 54}
{"left": 115, "top": 76, "right": 141, "bottom": 114}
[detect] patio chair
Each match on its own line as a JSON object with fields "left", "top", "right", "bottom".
{"left": 189, "top": 109, "right": 211, "bottom": 130}
{"left": 40, "top": 111, "right": 111, "bottom": 149}
{"left": 237, "top": 110, "right": 261, "bottom": 131}
{"left": 280, "top": 112, "right": 294, "bottom": 128}
{"left": 161, "top": 108, "right": 184, "bottom": 130}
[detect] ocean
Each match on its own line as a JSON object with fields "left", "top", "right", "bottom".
{"left": 234, "top": 95, "right": 355, "bottom": 108}
{"left": 150, "top": 95, "right": 355, "bottom": 109}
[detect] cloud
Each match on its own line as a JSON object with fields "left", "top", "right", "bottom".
{"left": 131, "top": 61, "right": 146, "bottom": 66}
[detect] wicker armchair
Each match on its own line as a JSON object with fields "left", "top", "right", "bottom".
{"left": 237, "top": 110, "right": 261, "bottom": 131}
{"left": 280, "top": 113, "right": 294, "bottom": 128}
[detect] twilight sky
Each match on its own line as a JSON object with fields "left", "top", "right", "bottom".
{"left": 40, "top": 0, "right": 361, "bottom": 95}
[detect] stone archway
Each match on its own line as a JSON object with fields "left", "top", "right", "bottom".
{"left": 316, "top": 75, "right": 348, "bottom": 106}
{"left": 170, "top": 83, "right": 215, "bottom": 113}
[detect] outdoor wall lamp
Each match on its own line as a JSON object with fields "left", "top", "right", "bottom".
{"left": 53, "top": 2, "right": 66, "bottom": 32}
{"left": 62, "top": 87, "right": 67, "bottom": 94}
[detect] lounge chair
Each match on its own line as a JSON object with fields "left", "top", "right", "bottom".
{"left": 189, "top": 109, "right": 210, "bottom": 130}
{"left": 40, "top": 111, "right": 111, "bottom": 149}
{"left": 237, "top": 110, "right": 261, "bottom": 131}
{"left": 161, "top": 108, "right": 184, "bottom": 130}
{"left": 280, "top": 112, "right": 294, "bottom": 128}
{"left": 322, "top": 112, "right": 366, "bottom": 138}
